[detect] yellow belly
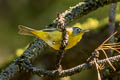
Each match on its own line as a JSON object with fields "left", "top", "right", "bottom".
{"left": 46, "top": 33, "right": 84, "bottom": 50}
{"left": 31, "top": 29, "right": 84, "bottom": 50}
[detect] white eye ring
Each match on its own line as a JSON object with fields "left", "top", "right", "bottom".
{"left": 52, "top": 41, "right": 56, "bottom": 44}
{"left": 73, "top": 27, "right": 81, "bottom": 35}
{"left": 76, "top": 28, "right": 80, "bottom": 32}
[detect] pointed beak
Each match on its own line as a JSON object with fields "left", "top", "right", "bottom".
{"left": 81, "top": 30, "right": 89, "bottom": 32}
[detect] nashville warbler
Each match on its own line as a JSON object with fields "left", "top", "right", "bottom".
{"left": 18, "top": 25, "right": 89, "bottom": 50}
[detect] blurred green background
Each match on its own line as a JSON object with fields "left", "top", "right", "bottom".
{"left": 0, "top": 0, "right": 120, "bottom": 80}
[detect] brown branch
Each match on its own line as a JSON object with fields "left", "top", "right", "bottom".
{"left": 87, "top": 32, "right": 119, "bottom": 80}
{"left": 97, "top": 32, "right": 117, "bottom": 49}
{"left": 94, "top": 58, "right": 102, "bottom": 80}
{"left": 101, "top": 49, "right": 116, "bottom": 71}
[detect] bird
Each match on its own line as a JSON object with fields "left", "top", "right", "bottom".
{"left": 18, "top": 25, "right": 89, "bottom": 50}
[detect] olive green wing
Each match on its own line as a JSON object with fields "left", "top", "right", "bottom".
{"left": 42, "top": 29, "right": 62, "bottom": 50}
{"left": 45, "top": 30, "right": 62, "bottom": 42}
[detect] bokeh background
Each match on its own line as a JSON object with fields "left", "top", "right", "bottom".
{"left": 0, "top": 0, "right": 120, "bottom": 80}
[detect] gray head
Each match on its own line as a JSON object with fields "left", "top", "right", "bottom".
{"left": 73, "top": 27, "right": 89, "bottom": 35}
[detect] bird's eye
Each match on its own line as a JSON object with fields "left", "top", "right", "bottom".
{"left": 76, "top": 28, "right": 80, "bottom": 32}
{"left": 73, "top": 27, "right": 81, "bottom": 35}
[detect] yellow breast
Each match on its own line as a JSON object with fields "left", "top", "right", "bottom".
{"left": 31, "top": 29, "right": 84, "bottom": 50}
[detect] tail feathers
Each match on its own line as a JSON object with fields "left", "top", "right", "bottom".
{"left": 18, "top": 25, "right": 35, "bottom": 36}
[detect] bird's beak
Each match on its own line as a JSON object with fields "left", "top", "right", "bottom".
{"left": 81, "top": 30, "right": 89, "bottom": 32}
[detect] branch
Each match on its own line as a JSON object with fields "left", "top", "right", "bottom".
{"left": 108, "top": 3, "right": 117, "bottom": 56}
{"left": 18, "top": 32, "right": 120, "bottom": 78}
{"left": 0, "top": 0, "right": 120, "bottom": 80}
{"left": 0, "top": 38, "right": 47, "bottom": 80}
{"left": 108, "top": 3, "right": 117, "bottom": 39}
{"left": 102, "top": 3, "right": 117, "bottom": 79}
{"left": 22, "top": 54, "right": 120, "bottom": 78}
{"left": 48, "top": 0, "right": 120, "bottom": 28}
{"left": 56, "top": 13, "right": 68, "bottom": 69}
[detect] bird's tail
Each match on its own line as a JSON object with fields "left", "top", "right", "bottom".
{"left": 18, "top": 25, "right": 35, "bottom": 36}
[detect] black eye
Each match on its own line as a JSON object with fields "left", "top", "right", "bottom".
{"left": 73, "top": 27, "right": 81, "bottom": 35}
{"left": 76, "top": 28, "right": 80, "bottom": 32}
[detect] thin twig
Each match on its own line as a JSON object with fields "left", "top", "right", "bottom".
{"left": 101, "top": 49, "right": 116, "bottom": 71}
{"left": 103, "top": 47, "right": 120, "bottom": 49}
{"left": 94, "top": 58, "right": 102, "bottom": 80}
{"left": 97, "top": 32, "right": 117, "bottom": 49}
{"left": 103, "top": 46, "right": 120, "bottom": 54}
{"left": 104, "top": 42, "right": 120, "bottom": 45}
{"left": 103, "top": 45, "right": 120, "bottom": 47}
{"left": 88, "top": 32, "right": 119, "bottom": 80}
